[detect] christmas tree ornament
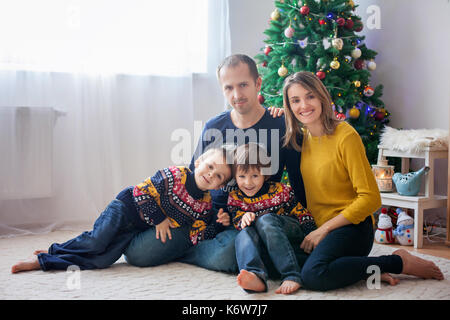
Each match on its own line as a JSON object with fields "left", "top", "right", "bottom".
{"left": 332, "top": 38, "right": 344, "bottom": 50}
{"left": 351, "top": 47, "right": 362, "bottom": 59}
{"left": 349, "top": 107, "right": 360, "bottom": 119}
{"left": 262, "top": 61, "right": 267, "bottom": 67}
{"left": 348, "top": 0, "right": 355, "bottom": 9}
{"left": 264, "top": 46, "right": 272, "bottom": 56}
{"left": 319, "top": 19, "right": 326, "bottom": 25}
{"left": 336, "top": 113, "right": 346, "bottom": 120}
{"left": 278, "top": 65, "right": 288, "bottom": 77}
{"left": 344, "top": 55, "right": 352, "bottom": 62}
{"left": 353, "top": 80, "right": 361, "bottom": 87}
{"left": 374, "top": 110, "right": 385, "bottom": 121}
{"left": 271, "top": 9, "right": 280, "bottom": 20}
{"left": 316, "top": 70, "right": 326, "bottom": 80}
{"left": 258, "top": 94, "right": 265, "bottom": 104}
{"left": 354, "top": 59, "right": 364, "bottom": 70}
{"left": 336, "top": 17, "right": 345, "bottom": 26}
{"left": 300, "top": 6, "right": 310, "bottom": 15}
{"left": 330, "top": 59, "right": 340, "bottom": 69}
{"left": 326, "top": 12, "right": 335, "bottom": 20}
{"left": 363, "top": 85, "right": 375, "bottom": 96}
{"left": 298, "top": 38, "right": 308, "bottom": 49}
{"left": 284, "top": 26, "right": 295, "bottom": 38}
{"left": 367, "top": 59, "right": 377, "bottom": 71}
{"left": 344, "top": 18, "right": 354, "bottom": 30}
{"left": 354, "top": 20, "right": 364, "bottom": 32}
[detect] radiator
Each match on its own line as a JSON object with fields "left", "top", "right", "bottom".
{"left": 0, "top": 107, "right": 57, "bottom": 199}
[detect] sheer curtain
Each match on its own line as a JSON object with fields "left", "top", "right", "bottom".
{"left": 0, "top": 0, "right": 231, "bottom": 237}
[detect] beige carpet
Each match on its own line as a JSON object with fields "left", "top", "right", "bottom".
{"left": 1, "top": 230, "right": 449, "bottom": 300}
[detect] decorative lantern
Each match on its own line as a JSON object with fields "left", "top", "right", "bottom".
{"left": 371, "top": 159, "right": 394, "bottom": 192}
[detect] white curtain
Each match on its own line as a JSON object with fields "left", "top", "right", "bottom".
{"left": 0, "top": 0, "right": 231, "bottom": 237}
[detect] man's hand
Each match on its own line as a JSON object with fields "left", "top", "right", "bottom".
{"left": 155, "top": 218, "right": 175, "bottom": 243}
{"left": 216, "top": 208, "right": 230, "bottom": 226}
{"left": 268, "top": 107, "right": 285, "bottom": 118}
{"left": 240, "top": 212, "right": 256, "bottom": 229}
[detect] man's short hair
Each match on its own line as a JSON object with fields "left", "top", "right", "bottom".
{"left": 216, "top": 54, "right": 259, "bottom": 82}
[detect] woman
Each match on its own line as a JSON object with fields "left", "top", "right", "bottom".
{"left": 282, "top": 71, "right": 443, "bottom": 291}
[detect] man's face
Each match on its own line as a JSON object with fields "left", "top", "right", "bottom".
{"left": 218, "top": 62, "right": 262, "bottom": 115}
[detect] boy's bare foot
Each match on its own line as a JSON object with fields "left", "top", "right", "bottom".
{"left": 237, "top": 270, "right": 266, "bottom": 292}
{"left": 11, "top": 257, "right": 41, "bottom": 273}
{"left": 33, "top": 250, "right": 47, "bottom": 255}
{"left": 393, "top": 249, "right": 444, "bottom": 280}
{"left": 380, "top": 273, "right": 399, "bottom": 286}
{"left": 275, "top": 280, "right": 301, "bottom": 294}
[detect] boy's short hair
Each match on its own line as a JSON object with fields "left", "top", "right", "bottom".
{"left": 197, "top": 145, "right": 235, "bottom": 182}
{"left": 233, "top": 143, "right": 271, "bottom": 177}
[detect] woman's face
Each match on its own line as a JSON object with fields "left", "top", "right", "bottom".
{"left": 287, "top": 83, "right": 323, "bottom": 130}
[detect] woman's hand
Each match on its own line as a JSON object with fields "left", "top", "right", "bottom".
{"left": 156, "top": 218, "right": 175, "bottom": 243}
{"left": 240, "top": 212, "right": 256, "bottom": 229}
{"left": 268, "top": 107, "right": 284, "bottom": 118}
{"left": 300, "top": 226, "right": 330, "bottom": 254}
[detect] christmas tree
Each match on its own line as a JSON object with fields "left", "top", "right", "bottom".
{"left": 255, "top": 0, "right": 389, "bottom": 166}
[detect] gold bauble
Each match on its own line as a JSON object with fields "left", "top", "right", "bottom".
{"left": 271, "top": 9, "right": 280, "bottom": 20}
{"left": 353, "top": 80, "right": 361, "bottom": 87}
{"left": 330, "top": 60, "right": 340, "bottom": 69}
{"left": 278, "top": 65, "right": 288, "bottom": 77}
{"left": 349, "top": 107, "right": 360, "bottom": 119}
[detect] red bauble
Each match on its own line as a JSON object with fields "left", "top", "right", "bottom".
{"left": 316, "top": 71, "right": 326, "bottom": 80}
{"left": 264, "top": 46, "right": 272, "bottom": 56}
{"left": 300, "top": 6, "right": 310, "bottom": 15}
{"left": 336, "top": 113, "right": 346, "bottom": 120}
{"left": 262, "top": 61, "right": 267, "bottom": 67}
{"left": 345, "top": 19, "right": 354, "bottom": 29}
{"left": 374, "top": 111, "right": 385, "bottom": 121}
{"left": 319, "top": 19, "right": 326, "bottom": 25}
{"left": 258, "top": 94, "right": 265, "bottom": 104}
{"left": 354, "top": 59, "right": 364, "bottom": 70}
{"left": 336, "top": 17, "right": 345, "bottom": 26}
{"left": 354, "top": 20, "right": 364, "bottom": 32}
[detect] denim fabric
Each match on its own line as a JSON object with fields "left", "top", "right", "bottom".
{"left": 125, "top": 225, "right": 239, "bottom": 273}
{"left": 38, "top": 199, "right": 141, "bottom": 271}
{"left": 123, "top": 224, "right": 192, "bottom": 267}
{"left": 300, "top": 216, "right": 403, "bottom": 291}
{"left": 235, "top": 213, "right": 307, "bottom": 290}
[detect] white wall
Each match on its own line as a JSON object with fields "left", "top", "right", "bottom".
{"left": 227, "top": 0, "right": 449, "bottom": 223}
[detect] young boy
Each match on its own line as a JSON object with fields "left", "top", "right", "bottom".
{"left": 227, "top": 143, "right": 316, "bottom": 294}
{"left": 11, "top": 147, "right": 233, "bottom": 273}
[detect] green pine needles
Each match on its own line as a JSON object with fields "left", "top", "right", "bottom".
{"left": 255, "top": 0, "right": 390, "bottom": 164}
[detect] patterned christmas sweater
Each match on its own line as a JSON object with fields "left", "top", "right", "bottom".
{"left": 133, "top": 166, "right": 219, "bottom": 245}
{"left": 227, "top": 181, "right": 317, "bottom": 235}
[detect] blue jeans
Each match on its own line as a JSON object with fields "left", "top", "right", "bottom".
{"left": 125, "top": 225, "right": 239, "bottom": 273}
{"left": 300, "top": 216, "right": 403, "bottom": 291}
{"left": 235, "top": 213, "right": 307, "bottom": 291}
{"left": 38, "top": 199, "right": 141, "bottom": 270}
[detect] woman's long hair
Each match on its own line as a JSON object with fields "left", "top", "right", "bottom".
{"left": 282, "top": 72, "right": 341, "bottom": 151}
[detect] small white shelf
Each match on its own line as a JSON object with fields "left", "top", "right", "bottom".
{"left": 377, "top": 145, "right": 448, "bottom": 248}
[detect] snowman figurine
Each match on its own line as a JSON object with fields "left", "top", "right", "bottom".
{"left": 375, "top": 208, "right": 395, "bottom": 244}
{"left": 393, "top": 208, "right": 414, "bottom": 246}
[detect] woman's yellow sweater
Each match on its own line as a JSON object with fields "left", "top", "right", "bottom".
{"left": 300, "top": 121, "right": 381, "bottom": 227}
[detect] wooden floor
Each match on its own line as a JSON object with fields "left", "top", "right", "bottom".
{"left": 381, "top": 238, "right": 450, "bottom": 259}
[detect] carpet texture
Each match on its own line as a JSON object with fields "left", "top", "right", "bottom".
{"left": 2, "top": 230, "right": 449, "bottom": 300}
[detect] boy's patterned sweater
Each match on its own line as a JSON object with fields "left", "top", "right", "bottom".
{"left": 227, "top": 181, "right": 317, "bottom": 235}
{"left": 133, "top": 166, "right": 220, "bottom": 245}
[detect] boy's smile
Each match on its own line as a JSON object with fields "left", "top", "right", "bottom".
{"left": 235, "top": 166, "right": 266, "bottom": 197}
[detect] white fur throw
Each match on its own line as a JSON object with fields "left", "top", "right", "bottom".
{"left": 379, "top": 126, "right": 449, "bottom": 153}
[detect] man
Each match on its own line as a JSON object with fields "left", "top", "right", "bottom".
{"left": 124, "top": 54, "right": 301, "bottom": 273}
